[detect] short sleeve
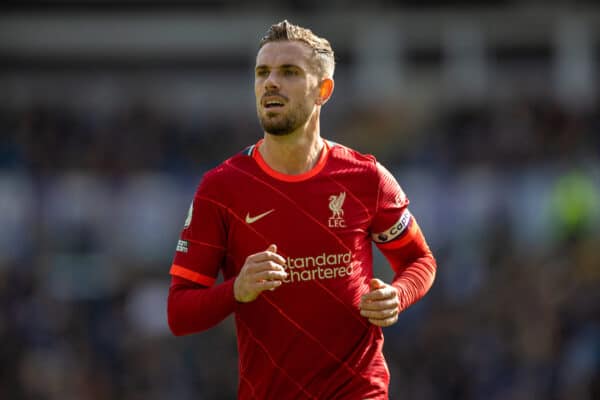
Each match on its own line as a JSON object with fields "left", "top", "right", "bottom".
{"left": 169, "top": 176, "right": 228, "bottom": 287}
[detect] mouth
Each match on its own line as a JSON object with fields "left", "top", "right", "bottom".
{"left": 262, "top": 95, "right": 287, "bottom": 109}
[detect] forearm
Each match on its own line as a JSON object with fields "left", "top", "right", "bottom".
{"left": 377, "top": 220, "right": 437, "bottom": 312}
{"left": 167, "top": 275, "right": 236, "bottom": 336}
{"left": 391, "top": 252, "right": 436, "bottom": 312}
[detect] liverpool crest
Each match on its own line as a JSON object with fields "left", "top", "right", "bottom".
{"left": 328, "top": 192, "right": 346, "bottom": 228}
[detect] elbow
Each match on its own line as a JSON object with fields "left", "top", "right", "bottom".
{"left": 425, "top": 250, "right": 437, "bottom": 280}
{"left": 169, "top": 326, "right": 188, "bottom": 337}
{"left": 167, "top": 315, "right": 186, "bottom": 337}
{"left": 425, "top": 252, "right": 437, "bottom": 294}
{"left": 428, "top": 250, "right": 437, "bottom": 272}
{"left": 167, "top": 293, "right": 188, "bottom": 337}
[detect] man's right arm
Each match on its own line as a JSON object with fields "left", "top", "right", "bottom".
{"left": 168, "top": 244, "right": 288, "bottom": 336}
{"left": 167, "top": 173, "right": 232, "bottom": 336}
{"left": 167, "top": 276, "right": 236, "bottom": 336}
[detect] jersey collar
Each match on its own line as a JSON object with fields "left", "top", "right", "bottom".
{"left": 251, "top": 139, "right": 331, "bottom": 182}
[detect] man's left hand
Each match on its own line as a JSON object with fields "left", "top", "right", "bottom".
{"left": 359, "top": 278, "right": 400, "bottom": 327}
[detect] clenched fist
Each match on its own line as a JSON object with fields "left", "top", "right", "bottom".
{"left": 359, "top": 278, "right": 400, "bottom": 327}
{"left": 234, "top": 244, "right": 288, "bottom": 303}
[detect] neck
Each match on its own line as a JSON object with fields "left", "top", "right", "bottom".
{"left": 259, "top": 113, "right": 324, "bottom": 175}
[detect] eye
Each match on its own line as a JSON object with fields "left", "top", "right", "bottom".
{"left": 256, "top": 69, "right": 269, "bottom": 77}
{"left": 281, "top": 67, "right": 300, "bottom": 77}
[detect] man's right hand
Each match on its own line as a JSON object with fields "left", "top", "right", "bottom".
{"left": 234, "top": 244, "right": 288, "bottom": 303}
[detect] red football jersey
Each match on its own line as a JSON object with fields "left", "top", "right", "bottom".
{"left": 170, "top": 140, "right": 422, "bottom": 399}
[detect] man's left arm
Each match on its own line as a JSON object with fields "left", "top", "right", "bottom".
{"left": 360, "top": 163, "right": 436, "bottom": 327}
{"left": 360, "top": 213, "right": 436, "bottom": 327}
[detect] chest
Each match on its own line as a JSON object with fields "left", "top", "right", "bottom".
{"left": 223, "top": 176, "right": 375, "bottom": 268}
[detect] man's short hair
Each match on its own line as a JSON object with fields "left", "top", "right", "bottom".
{"left": 259, "top": 20, "right": 335, "bottom": 79}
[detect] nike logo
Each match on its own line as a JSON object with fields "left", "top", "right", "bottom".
{"left": 245, "top": 209, "right": 275, "bottom": 224}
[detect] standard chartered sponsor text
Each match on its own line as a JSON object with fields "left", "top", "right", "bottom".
{"left": 282, "top": 252, "right": 354, "bottom": 283}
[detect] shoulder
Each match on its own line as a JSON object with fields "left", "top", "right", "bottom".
{"left": 326, "top": 141, "right": 390, "bottom": 187}
{"left": 195, "top": 145, "right": 255, "bottom": 195}
{"left": 327, "top": 140, "right": 403, "bottom": 194}
{"left": 326, "top": 141, "right": 378, "bottom": 171}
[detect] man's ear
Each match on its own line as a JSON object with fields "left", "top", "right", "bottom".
{"left": 316, "top": 78, "right": 334, "bottom": 105}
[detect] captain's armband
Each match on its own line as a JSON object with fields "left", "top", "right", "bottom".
{"left": 372, "top": 209, "right": 412, "bottom": 244}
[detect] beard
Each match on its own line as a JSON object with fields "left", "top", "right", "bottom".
{"left": 258, "top": 102, "right": 311, "bottom": 136}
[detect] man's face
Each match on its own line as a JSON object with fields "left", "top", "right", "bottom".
{"left": 255, "top": 41, "right": 321, "bottom": 136}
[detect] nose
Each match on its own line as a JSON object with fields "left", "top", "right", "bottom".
{"left": 264, "top": 73, "right": 280, "bottom": 91}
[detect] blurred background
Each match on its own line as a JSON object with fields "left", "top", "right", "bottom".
{"left": 1, "top": 1, "right": 599, "bottom": 399}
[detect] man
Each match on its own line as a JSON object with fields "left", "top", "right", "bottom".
{"left": 167, "top": 20, "right": 436, "bottom": 399}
